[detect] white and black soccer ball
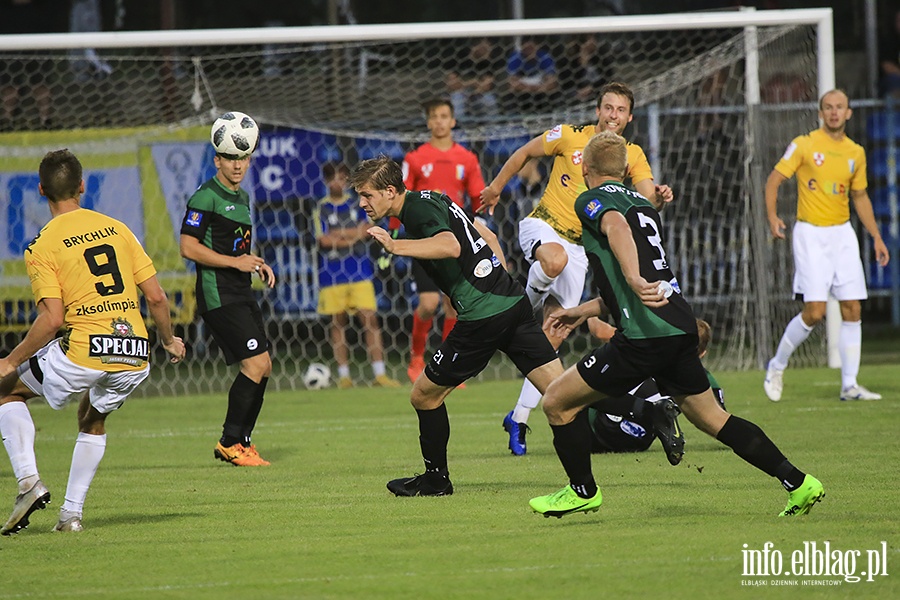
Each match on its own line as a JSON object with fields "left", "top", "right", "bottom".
{"left": 210, "top": 111, "right": 260, "bottom": 159}
{"left": 303, "top": 363, "right": 331, "bottom": 390}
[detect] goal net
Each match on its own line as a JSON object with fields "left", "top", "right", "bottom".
{"left": 0, "top": 10, "right": 831, "bottom": 396}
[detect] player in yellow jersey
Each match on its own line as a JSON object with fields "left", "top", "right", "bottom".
{"left": 479, "top": 82, "right": 673, "bottom": 455}
{"left": 0, "top": 150, "right": 185, "bottom": 535}
{"left": 764, "top": 90, "right": 890, "bottom": 402}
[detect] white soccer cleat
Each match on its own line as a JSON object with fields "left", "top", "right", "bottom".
{"left": 840, "top": 385, "right": 882, "bottom": 401}
{"left": 763, "top": 360, "right": 784, "bottom": 402}
{"left": 52, "top": 509, "right": 84, "bottom": 532}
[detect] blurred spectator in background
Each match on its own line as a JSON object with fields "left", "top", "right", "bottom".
{"left": 69, "top": 0, "right": 114, "bottom": 82}
{"left": 505, "top": 36, "right": 558, "bottom": 113}
{"left": 879, "top": 7, "right": 900, "bottom": 98}
{"left": 0, "top": 0, "right": 62, "bottom": 131}
{"left": 556, "top": 34, "right": 613, "bottom": 103}
{"left": 445, "top": 37, "right": 502, "bottom": 121}
{"left": 314, "top": 162, "right": 401, "bottom": 390}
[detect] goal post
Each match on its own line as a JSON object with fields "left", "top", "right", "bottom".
{"left": 0, "top": 9, "right": 835, "bottom": 396}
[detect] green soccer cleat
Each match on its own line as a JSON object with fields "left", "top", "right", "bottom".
{"left": 529, "top": 485, "right": 603, "bottom": 518}
{"left": 779, "top": 475, "right": 825, "bottom": 517}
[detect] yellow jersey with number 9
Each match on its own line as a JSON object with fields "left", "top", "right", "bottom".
{"left": 774, "top": 128, "right": 867, "bottom": 227}
{"left": 530, "top": 123, "right": 654, "bottom": 243}
{"left": 23, "top": 208, "right": 156, "bottom": 371}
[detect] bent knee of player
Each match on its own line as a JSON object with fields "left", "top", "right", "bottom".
{"left": 839, "top": 300, "right": 861, "bottom": 321}
{"left": 241, "top": 352, "right": 272, "bottom": 381}
{"left": 410, "top": 378, "right": 449, "bottom": 410}
{"left": 539, "top": 247, "right": 568, "bottom": 278}
{"left": 801, "top": 302, "right": 827, "bottom": 325}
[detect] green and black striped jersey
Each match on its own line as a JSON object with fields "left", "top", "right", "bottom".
{"left": 181, "top": 177, "right": 255, "bottom": 313}
{"left": 398, "top": 190, "right": 521, "bottom": 321}
{"left": 575, "top": 181, "right": 696, "bottom": 339}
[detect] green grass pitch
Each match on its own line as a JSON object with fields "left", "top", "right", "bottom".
{"left": 2, "top": 365, "right": 898, "bottom": 599}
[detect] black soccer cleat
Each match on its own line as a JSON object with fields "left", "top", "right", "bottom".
{"left": 387, "top": 470, "right": 454, "bottom": 497}
{"left": 651, "top": 399, "right": 685, "bottom": 466}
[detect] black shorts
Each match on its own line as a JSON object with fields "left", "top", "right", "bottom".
{"left": 424, "top": 297, "right": 558, "bottom": 387}
{"left": 201, "top": 301, "right": 270, "bottom": 365}
{"left": 576, "top": 332, "right": 710, "bottom": 398}
{"left": 411, "top": 260, "right": 440, "bottom": 295}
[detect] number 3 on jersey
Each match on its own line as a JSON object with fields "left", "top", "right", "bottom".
{"left": 84, "top": 244, "right": 125, "bottom": 296}
{"left": 636, "top": 211, "right": 668, "bottom": 271}
{"left": 446, "top": 202, "right": 486, "bottom": 254}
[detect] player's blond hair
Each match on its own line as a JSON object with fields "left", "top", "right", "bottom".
{"left": 583, "top": 130, "right": 627, "bottom": 180}
{"left": 350, "top": 155, "right": 405, "bottom": 192}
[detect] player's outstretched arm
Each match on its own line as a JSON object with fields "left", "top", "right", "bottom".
{"left": 478, "top": 135, "right": 546, "bottom": 215}
{"left": 138, "top": 275, "right": 185, "bottom": 364}
{"left": 368, "top": 227, "right": 460, "bottom": 260}
{"left": 0, "top": 297, "right": 64, "bottom": 377}
{"left": 634, "top": 179, "right": 674, "bottom": 211}
{"left": 851, "top": 189, "right": 890, "bottom": 267}
{"left": 764, "top": 170, "right": 788, "bottom": 239}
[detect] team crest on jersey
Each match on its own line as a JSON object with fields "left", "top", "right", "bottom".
{"left": 422, "top": 163, "right": 434, "bottom": 178}
{"left": 813, "top": 152, "right": 825, "bottom": 166}
{"left": 233, "top": 226, "right": 251, "bottom": 252}
{"left": 583, "top": 199, "right": 604, "bottom": 219}
{"left": 456, "top": 164, "right": 465, "bottom": 180}
{"left": 572, "top": 151, "right": 583, "bottom": 165}
{"left": 111, "top": 317, "right": 135, "bottom": 337}
{"left": 185, "top": 211, "right": 203, "bottom": 227}
{"left": 546, "top": 124, "right": 563, "bottom": 141}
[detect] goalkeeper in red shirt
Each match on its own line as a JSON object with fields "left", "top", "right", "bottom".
{"left": 400, "top": 99, "right": 487, "bottom": 383}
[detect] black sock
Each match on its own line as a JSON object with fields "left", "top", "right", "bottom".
{"left": 221, "top": 372, "right": 257, "bottom": 447}
{"left": 416, "top": 403, "right": 450, "bottom": 473}
{"left": 716, "top": 415, "right": 806, "bottom": 490}
{"left": 242, "top": 377, "right": 268, "bottom": 446}
{"left": 550, "top": 409, "right": 597, "bottom": 497}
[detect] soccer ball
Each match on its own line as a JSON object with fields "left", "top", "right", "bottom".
{"left": 210, "top": 111, "right": 260, "bottom": 158}
{"left": 303, "top": 363, "right": 331, "bottom": 390}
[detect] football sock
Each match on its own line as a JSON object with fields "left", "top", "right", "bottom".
{"left": 771, "top": 313, "right": 813, "bottom": 370}
{"left": 839, "top": 320, "right": 862, "bottom": 389}
{"left": 242, "top": 377, "right": 268, "bottom": 447}
{"left": 372, "top": 361, "right": 386, "bottom": 377}
{"left": 524, "top": 261, "right": 555, "bottom": 312}
{"left": 441, "top": 317, "right": 457, "bottom": 341}
{"left": 416, "top": 403, "right": 450, "bottom": 472}
{"left": 550, "top": 409, "right": 596, "bottom": 496}
{"left": 221, "top": 372, "right": 257, "bottom": 447}
{"left": 337, "top": 365, "right": 350, "bottom": 378}
{"left": 0, "top": 401, "right": 39, "bottom": 491}
{"left": 715, "top": 415, "right": 805, "bottom": 490}
{"left": 411, "top": 313, "right": 433, "bottom": 358}
{"left": 512, "top": 379, "right": 541, "bottom": 424}
{"left": 61, "top": 432, "right": 106, "bottom": 514}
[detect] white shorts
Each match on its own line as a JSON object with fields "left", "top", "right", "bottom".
{"left": 792, "top": 221, "right": 868, "bottom": 302}
{"left": 517, "top": 217, "right": 588, "bottom": 308}
{"left": 16, "top": 339, "right": 150, "bottom": 414}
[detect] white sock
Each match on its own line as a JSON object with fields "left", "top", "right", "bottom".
{"left": 771, "top": 313, "right": 814, "bottom": 370}
{"left": 512, "top": 379, "right": 542, "bottom": 424}
{"left": 0, "top": 402, "right": 39, "bottom": 492}
{"left": 337, "top": 365, "right": 350, "bottom": 378}
{"left": 372, "top": 361, "right": 386, "bottom": 377}
{"left": 524, "top": 261, "right": 555, "bottom": 311}
{"left": 61, "top": 432, "right": 107, "bottom": 515}
{"left": 839, "top": 320, "right": 862, "bottom": 390}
